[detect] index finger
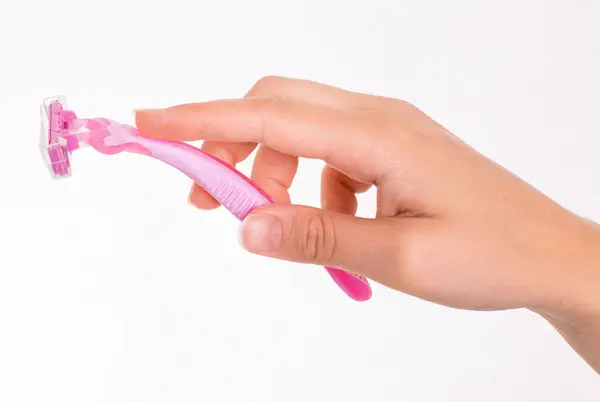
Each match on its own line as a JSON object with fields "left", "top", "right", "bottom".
{"left": 134, "top": 98, "right": 391, "bottom": 184}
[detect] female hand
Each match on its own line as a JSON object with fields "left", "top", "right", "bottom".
{"left": 135, "top": 76, "right": 600, "bottom": 372}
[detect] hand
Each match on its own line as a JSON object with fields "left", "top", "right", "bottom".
{"left": 135, "top": 76, "right": 600, "bottom": 372}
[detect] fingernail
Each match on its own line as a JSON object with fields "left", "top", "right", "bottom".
{"left": 132, "top": 108, "right": 150, "bottom": 118}
{"left": 188, "top": 185, "right": 196, "bottom": 205}
{"left": 133, "top": 108, "right": 165, "bottom": 125}
{"left": 238, "top": 214, "right": 283, "bottom": 253}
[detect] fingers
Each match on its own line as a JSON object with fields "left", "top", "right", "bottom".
{"left": 245, "top": 76, "right": 446, "bottom": 133}
{"left": 321, "top": 165, "right": 372, "bottom": 215}
{"left": 194, "top": 76, "right": 368, "bottom": 208}
{"left": 237, "top": 204, "right": 404, "bottom": 279}
{"left": 250, "top": 145, "right": 298, "bottom": 204}
{"left": 258, "top": 76, "right": 461, "bottom": 138}
{"left": 245, "top": 75, "right": 403, "bottom": 112}
{"left": 135, "top": 97, "right": 390, "bottom": 183}
{"left": 240, "top": 76, "right": 382, "bottom": 206}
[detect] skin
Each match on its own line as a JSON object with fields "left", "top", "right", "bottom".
{"left": 135, "top": 76, "right": 600, "bottom": 374}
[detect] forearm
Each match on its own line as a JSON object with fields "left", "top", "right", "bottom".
{"left": 544, "top": 310, "right": 600, "bottom": 374}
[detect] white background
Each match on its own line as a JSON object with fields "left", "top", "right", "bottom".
{"left": 1, "top": 1, "right": 599, "bottom": 401}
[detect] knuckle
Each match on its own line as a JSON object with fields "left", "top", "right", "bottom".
{"left": 293, "top": 213, "right": 336, "bottom": 263}
{"left": 252, "top": 95, "right": 288, "bottom": 115}
{"left": 248, "top": 75, "right": 288, "bottom": 97}
{"left": 249, "top": 96, "right": 289, "bottom": 143}
{"left": 393, "top": 98, "right": 414, "bottom": 110}
{"left": 264, "top": 96, "right": 288, "bottom": 111}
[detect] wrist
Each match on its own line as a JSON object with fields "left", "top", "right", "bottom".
{"left": 531, "top": 216, "right": 600, "bottom": 374}
{"left": 534, "top": 217, "right": 600, "bottom": 327}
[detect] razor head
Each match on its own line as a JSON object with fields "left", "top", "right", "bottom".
{"left": 40, "top": 96, "right": 78, "bottom": 179}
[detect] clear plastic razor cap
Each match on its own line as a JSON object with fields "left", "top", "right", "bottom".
{"left": 40, "top": 95, "right": 71, "bottom": 179}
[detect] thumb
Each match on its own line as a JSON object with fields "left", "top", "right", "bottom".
{"left": 237, "top": 204, "right": 400, "bottom": 277}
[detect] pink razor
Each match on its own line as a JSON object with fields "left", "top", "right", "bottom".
{"left": 39, "top": 96, "right": 372, "bottom": 301}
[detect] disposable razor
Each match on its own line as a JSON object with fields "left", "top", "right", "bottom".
{"left": 39, "top": 96, "right": 372, "bottom": 301}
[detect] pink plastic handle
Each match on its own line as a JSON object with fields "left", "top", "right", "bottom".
{"left": 135, "top": 136, "right": 373, "bottom": 302}
{"left": 62, "top": 112, "right": 372, "bottom": 301}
